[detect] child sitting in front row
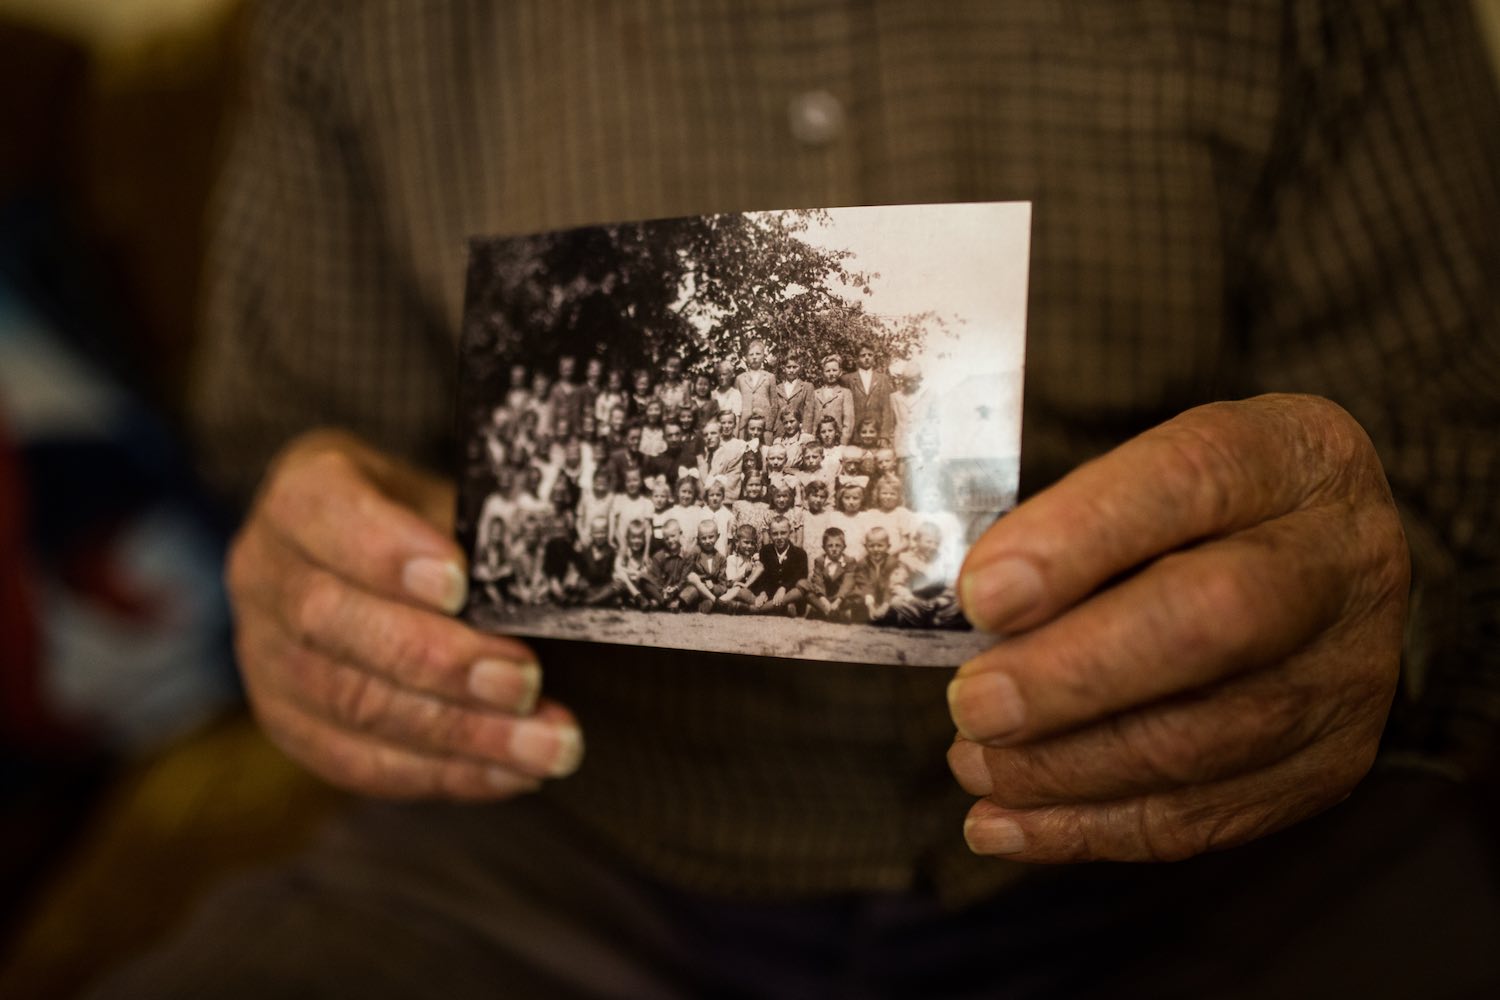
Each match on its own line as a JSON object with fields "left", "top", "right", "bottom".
{"left": 718, "top": 524, "right": 764, "bottom": 611}
{"left": 613, "top": 518, "right": 652, "bottom": 608}
{"left": 848, "top": 526, "right": 906, "bottom": 624}
{"left": 683, "top": 519, "right": 729, "bottom": 613}
{"left": 639, "top": 519, "right": 693, "bottom": 611}
{"left": 892, "top": 520, "right": 966, "bottom": 628}
{"left": 507, "top": 513, "right": 549, "bottom": 605}
{"left": 802, "top": 526, "right": 855, "bottom": 622}
{"left": 573, "top": 515, "right": 620, "bottom": 607}
{"left": 472, "top": 515, "right": 512, "bottom": 606}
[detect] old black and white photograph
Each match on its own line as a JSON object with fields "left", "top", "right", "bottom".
{"left": 455, "top": 203, "right": 1028, "bottom": 666}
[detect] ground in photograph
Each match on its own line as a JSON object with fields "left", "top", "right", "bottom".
{"left": 467, "top": 605, "right": 992, "bottom": 667}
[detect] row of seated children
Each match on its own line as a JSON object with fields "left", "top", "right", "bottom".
{"left": 473, "top": 507, "right": 965, "bottom": 629}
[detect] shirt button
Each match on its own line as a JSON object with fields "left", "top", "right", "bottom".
{"left": 787, "top": 89, "right": 845, "bottom": 146}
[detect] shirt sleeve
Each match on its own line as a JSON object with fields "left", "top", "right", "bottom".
{"left": 1238, "top": 1, "right": 1500, "bottom": 773}
{"left": 192, "top": 0, "right": 457, "bottom": 505}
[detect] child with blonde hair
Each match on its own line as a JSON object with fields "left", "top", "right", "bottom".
{"left": 865, "top": 475, "right": 915, "bottom": 555}
{"left": 731, "top": 472, "right": 772, "bottom": 546}
{"left": 646, "top": 476, "right": 675, "bottom": 547}
{"left": 611, "top": 466, "right": 655, "bottom": 554}
{"left": 766, "top": 478, "right": 804, "bottom": 549}
{"left": 718, "top": 524, "right": 764, "bottom": 611}
{"left": 663, "top": 474, "right": 710, "bottom": 545}
{"left": 828, "top": 478, "right": 873, "bottom": 561}
{"left": 703, "top": 477, "right": 734, "bottom": 555}
{"left": 612, "top": 518, "right": 652, "bottom": 608}
{"left": 683, "top": 519, "right": 729, "bottom": 613}
{"left": 576, "top": 466, "right": 616, "bottom": 545}
{"left": 800, "top": 478, "right": 834, "bottom": 558}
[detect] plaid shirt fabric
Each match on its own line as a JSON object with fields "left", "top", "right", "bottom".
{"left": 197, "top": 0, "right": 1499, "bottom": 902}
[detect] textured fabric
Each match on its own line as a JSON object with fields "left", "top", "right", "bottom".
{"left": 95, "top": 772, "right": 1500, "bottom": 998}
{"left": 194, "top": 0, "right": 1500, "bottom": 901}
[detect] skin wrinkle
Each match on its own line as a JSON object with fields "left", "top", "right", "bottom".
{"left": 241, "top": 524, "right": 532, "bottom": 700}
{"left": 257, "top": 626, "right": 553, "bottom": 767}
{"left": 257, "top": 682, "right": 549, "bottom": 799}
{"left": 966, "top": 509, "right": 1351, "bottom": 747}
{"left": 979, "top": 732, "right": 1364, "bottom": 864}
{"left": 977, "top": 660, "right": 1329, "bottom": 809}
{"left": 949, "top": 395, "right": 1409, "bottom": 862}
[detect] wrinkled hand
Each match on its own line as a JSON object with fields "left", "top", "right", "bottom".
{"left": 228, "top": 430, "right": 582, "bottom": 800}
{"left": 948, "top": 395, "right": 1407, "bottom": 862}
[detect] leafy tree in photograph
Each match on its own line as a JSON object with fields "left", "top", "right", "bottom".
{"left": 460, "top": 209, "right": 944, "bottom": 396}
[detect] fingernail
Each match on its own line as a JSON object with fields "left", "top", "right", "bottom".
{"left": 947, "top": 740, "right": 995, "bottom": 796}
{"left": 964, "top": 814, "right": 1026, "bottom": 855}
{"left": 468, "top": 659, "right": 541, "bottom": 713}
{"left": 509, "top": 720, "right": 585, "bottom": 778}
{"left": 402, "top": 557, "right": 467, "bottom": 614}
{"left": 960, "top": 557, "right": 1042, "bottom": 632}
{"left": 948, "top": 672, "right": 1025, "bottom": 743}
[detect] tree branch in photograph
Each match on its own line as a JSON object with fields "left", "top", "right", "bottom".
{"left": 461, "top": 209, "right": 947, "bottom": 393}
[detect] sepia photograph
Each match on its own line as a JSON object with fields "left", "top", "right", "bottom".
{"left": 455, "top": 203, "right": 1029, "bottom": 666}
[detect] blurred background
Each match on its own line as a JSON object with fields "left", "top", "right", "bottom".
{"left": 0, "top": 1, "right": 1497, "bottom": 996}
{"left": 0, "top": 2, "right": 344, "bottom": 996}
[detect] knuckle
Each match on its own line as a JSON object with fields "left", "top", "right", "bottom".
{"left": 987, "top": 747, "right": 1072, "bottom": 807}
{"left": 263, "top": 439, "right": 362, "bottom": 526}
{"left": 292, "top": 574, "right": 343, "bottom": 645}
{"left": 331, "top": 668, "right": 391, "bottom": 732}
{"left": 409, "top": 697, "right": 478, "bottom": 756}
{"left": 1161, "top": 557, "right": 1259, "bottom": 664}
{"left": 1155, "top": 423, "right": 1239, "bottom": 529}
{"left": 1118, "top": 711, "right": 1208, "bottom": 787}
{"left": 281, "top": 431, "right": 359, "bottom": 479}
{"left": 384, "top": 620, "right": 458, "bottom": 687}
{"left": 1038, "top": 643, "right": 1108, "bottom": 714}
{"left": 1134, "top": 798, "right": 1213, "bottom": 861}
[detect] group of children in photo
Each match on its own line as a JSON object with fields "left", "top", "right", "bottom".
{"left": 468, "top": 340, "right": 971, "bottom": 628}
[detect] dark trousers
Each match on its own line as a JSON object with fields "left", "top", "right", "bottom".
{"left": 96, "top": 766, "right": 1499, "bottom": 999}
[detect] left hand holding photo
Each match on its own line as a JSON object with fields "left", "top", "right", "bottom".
{"left": 946, "top": 394, "right": 1409, "bottom": 862}
{"left": 228, "top": 430, "right": 583, "bottom": 801}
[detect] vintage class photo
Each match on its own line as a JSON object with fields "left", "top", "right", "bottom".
{"left": 455, "top": 203, "right": 1029, "bottom": 666}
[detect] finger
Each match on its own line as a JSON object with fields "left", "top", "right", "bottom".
{"left": 949, "top": 506, "right": 1352, "bottom": 745}
{"left": 255, "top": 433, "right": 466, "bottom": 613}
{"left": 960, "top": 727, "right": 1378, "bottom": 863}
{"left": 958, "top": 395, "right": 1367, "bottom": 633}
{"left": 234, "top": 526, "right": 539, "bottom": 710}
{"left": 241, "top": 621, "right": 583, "bottom": 779}
{"left": 252, "top": 692, "right": 546, "bottom": 801}
{"left": 946, "top": 650, "right": 1345, "bottom": 807}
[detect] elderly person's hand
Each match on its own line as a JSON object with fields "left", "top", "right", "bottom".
{"left": 227, "top": 430, "right": 582, "bottom": 799}
{"left": 947, "top": 394, "right": 1407, "bottom": 861}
